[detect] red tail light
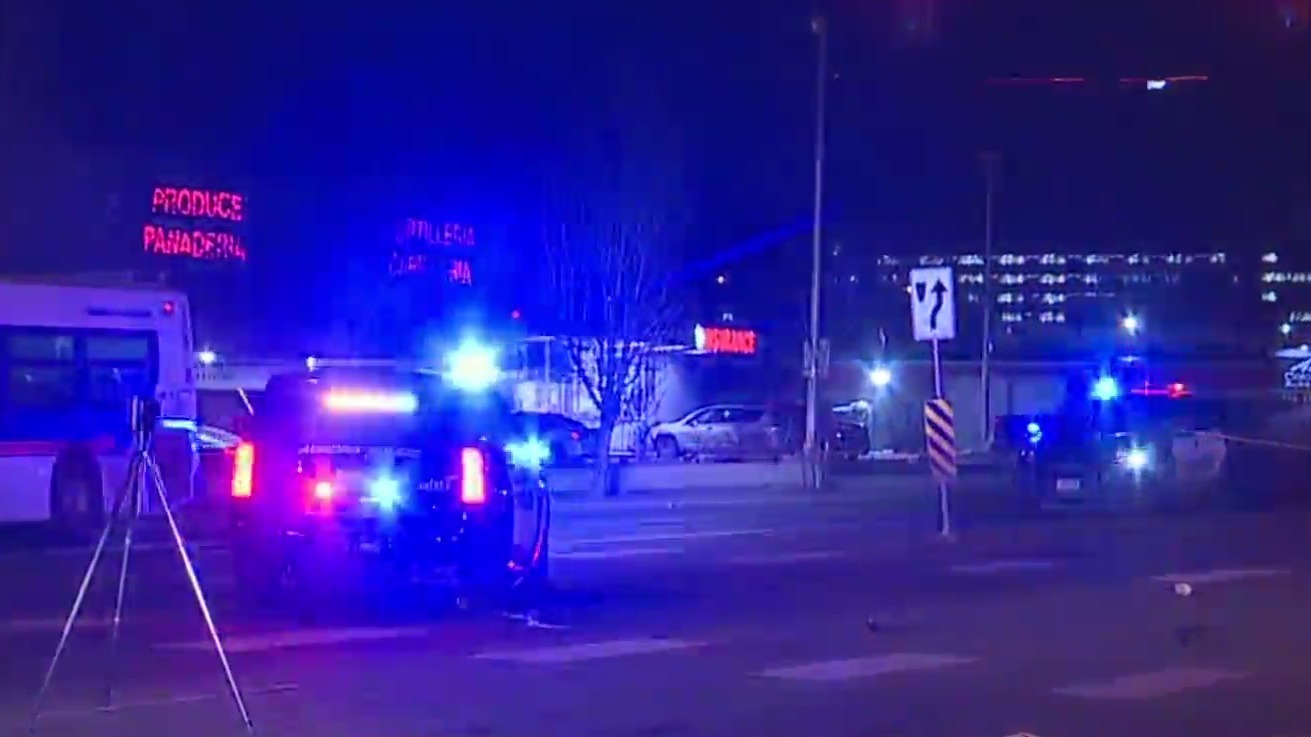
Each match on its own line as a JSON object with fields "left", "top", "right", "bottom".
{"left": 460, "top": 447, "right": 487, "bottom": 505}
{"left": 231, "top": 441, "right": 255, "bottom": 498}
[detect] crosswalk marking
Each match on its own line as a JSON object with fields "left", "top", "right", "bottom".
{"left": 1152, "top": 568, "right": 1289, "bottom": 585}
{"left": 158, "top": 626, "right": 431, "bottom": 653}
{"left": 472, "top": 638, "right": 704, "bottom": 664}
{"left": 950, "top": 560, "right": 1057, "bottom": 575}
{"left": 1053, "top": 667, "right": 1249, "bottom": 700}
{"left": 759, "top": 653, "right": 977, "bottom": 682}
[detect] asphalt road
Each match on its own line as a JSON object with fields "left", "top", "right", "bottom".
{"left": 1, "top": 484, "right": 1310, "bottom": 737}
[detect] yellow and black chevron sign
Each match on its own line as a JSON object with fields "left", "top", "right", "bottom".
{"left": 923, "top": 398, "right": 957, "bottom": 481}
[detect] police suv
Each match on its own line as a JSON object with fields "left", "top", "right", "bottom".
{"left": 227, "top": 363, "right": 550, "bottom": 608}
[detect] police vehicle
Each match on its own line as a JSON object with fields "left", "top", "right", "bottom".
{"left": 227, "top": 362, "right": 551, "bottom": 608}
{"left": 1006, "top": 374, "right": 1229, "bottom": 511}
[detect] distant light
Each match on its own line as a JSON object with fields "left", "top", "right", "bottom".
{"left": 313, "top": 480, "right": 334, "bottom": 501}
{"left": 323, "top": 390, "right": 418, "bottom": 414}
{"left": 197, "top": 349, "right": 218, "bottom": 366}
{"left": 1121, "top": 315, "right": 1140, "bottom": 334}
{"left": 510, "top": 309, "right": 522, "bottom": 320}
{"left": 1092, "top": 376, "right": 1120, "bottom": 401}
{"left": 1026, "top": 421, "right": 1041, "bottom": 435}
{"left": 446, "top": 340, "right": 501, "bottom": 392}
{"left": 716, "top": 274, "right": 727, "bottom": 285}
{"left": 1146, "top": 79, "right": 1167, "bottom": 91}
{"left": 869, "top": 366, "right": 892, "bottom": 388}
{"left": 306, "top": 355, "right": 318, "bottom": 371}
{"left": 694, "top": 324, "right": 707, "bottom": 351}
{"left": 1281, "top": 323, "right": 1293, "bottom": 336}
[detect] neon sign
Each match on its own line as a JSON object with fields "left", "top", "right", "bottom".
{"left": 142, "top": 185, "right": 248, "bottom": 262}
{"left": 390, "top": 218, "right": 476, "bottom": 284}
{"left": 694, "top": 325, "right": 758, "bottom": 355}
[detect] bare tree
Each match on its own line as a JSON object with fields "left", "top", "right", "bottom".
{"left": 541, "top": 117, "right": 684, "bottom": 493}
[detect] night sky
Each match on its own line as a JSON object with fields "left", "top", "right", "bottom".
{"left": 1, "top": 0, "right": 1307, "bottom": 344}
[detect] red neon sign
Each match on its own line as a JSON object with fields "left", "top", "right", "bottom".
{"left": 390, "top": 218, "right": 476, "bottom": 284}
{"left": 697, "top": 326, "right": 757, "bottom": 355}
{"left": 143, "top": 185, "right": 248, "bottom": 262}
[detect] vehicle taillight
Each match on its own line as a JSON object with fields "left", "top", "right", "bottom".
{"left": 460, "top": 447, "right": 486, "bottom": 505}
{"left": 305, "top": 456, "right": 336, "bottom": 503}
{"left": 231, "top": 441, "right": 255, "bottom": 498}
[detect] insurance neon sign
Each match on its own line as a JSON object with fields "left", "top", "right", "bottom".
{"left": 694, "top": 325, "right": 758, "bottom": 355}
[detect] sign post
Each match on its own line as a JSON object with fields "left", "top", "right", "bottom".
{"left": 909, "top": 266, "right": 958, "bottom": 538}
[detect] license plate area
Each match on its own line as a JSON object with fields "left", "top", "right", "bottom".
{"left": 1055, "top": 477, "right": 1082, "bottom": 493}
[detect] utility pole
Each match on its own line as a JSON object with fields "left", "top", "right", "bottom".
{"left": 979, "top": 151, "right": 999, "bottom": 451}
{"left": 804, "top": 15, "right": 829, "bottom": 488}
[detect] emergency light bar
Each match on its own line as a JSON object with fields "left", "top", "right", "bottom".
{"left": 322, "top": 390, "right": 418, "bottom": 414}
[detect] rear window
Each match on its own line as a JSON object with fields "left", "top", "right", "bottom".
{"left": 261, "top": 369, "right": 514, "bottom": 445}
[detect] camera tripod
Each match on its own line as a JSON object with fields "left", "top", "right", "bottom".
{"left": 27, "top": 397, "right": 254, "bottom": 734}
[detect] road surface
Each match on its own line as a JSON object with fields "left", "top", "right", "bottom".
{"left": 1, "top": 487, "right": 1309, "bottom": 737}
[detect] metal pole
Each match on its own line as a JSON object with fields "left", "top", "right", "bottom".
{"left": 803, "top": 15, "right": 829, "bottom": 482}
{"left": 931, "top": 338, "right": 951, "bottom": 538}
{"left": 932, "top": 338, "right": 943, "bottom": 398}
{"left": 979, "top": 152, "right": 998, "bottom": 451}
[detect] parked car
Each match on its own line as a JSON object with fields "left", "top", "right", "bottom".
{"left": 647, "top": 405, "right": 782, "bottom": 461}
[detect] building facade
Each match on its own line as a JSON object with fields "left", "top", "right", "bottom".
{"left": 825, "top": 246, "right": 1297, "bottom": 359}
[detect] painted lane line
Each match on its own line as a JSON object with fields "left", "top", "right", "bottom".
{"left": 554, "top": 546, "right": 684, "bottom": 560}
{"left": 33, "top": 683, "right": 299, "bottom": 720}
{"left": 1053, "top": 667, "right": 1249, "bottom": 700}
{"left": 562, "top": 528, "right": 775, "bottom": 547}
{"left": 950, "top": 560, "right": 1058, "bottom": 575}
{"left": 473, "top": 637, "right": 705, "bottom": 664}
{"left": 728, "top": 551, "right": 842, "bottom": 565}
{"left": 1152, "top": 568, "right": 1289, "bottom": 585}
{"left": 759, "top": 653, "right": 977, "bottom": 682}
{"left": 158, "top": 626, "right": 431, "bottom": 653}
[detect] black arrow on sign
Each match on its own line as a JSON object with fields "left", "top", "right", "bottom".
{"left": 914, "top": 281, "right": 927, "bottom": 303}
{"left": 929, "top": 280, "right": 947, "bottom": 330}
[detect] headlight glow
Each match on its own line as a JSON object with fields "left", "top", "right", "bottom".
{"left": 368, "top": 475, "right": 404, "bottom": 508}
{"left": 1121, "top": 447, "right": 1150, "bottom": 471}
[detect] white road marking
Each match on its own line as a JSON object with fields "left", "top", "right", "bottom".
{"left": 473, "top": 637, "right": 705, "bottom": 664}
{"left": 1053, "top": 667, "right": 1249, "bottom": 700}
{"left": 0, "top": 541, "right": 226, "bottom": 560}
{"left": 759, "top": 653, "right": 977, "bottom": 682}
{"left": 729, "top": 551, "right": 841, "bottom": 565}
{"left": 1152, "top": 568, "right": 1289, "bottom": 585}
{"left": 553, "top": 546, "right": 683, "bottom": 560}
{"left": 950, "top": 560, "right": 1057, "bottom": 575}
{"left": 563, "top": 528, "right": 774, "bottom": 546}
{"left": 158, "top": 626, "right": 430, "bottom": 653}
{"left": 0, "top": 616, "right": 117, "bottom": 633}
{"left": 32, "top": 683, "right": 298, "bottom": 720}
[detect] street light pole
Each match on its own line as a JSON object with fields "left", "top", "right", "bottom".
{"left": 979, "top": 151, "right": 999, "bottom": 451}
{"left": 804, "top": 15, "right": 829, "bottom": 486}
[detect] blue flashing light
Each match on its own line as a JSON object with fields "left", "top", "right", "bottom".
{"left": 506, "top": 438, "right": 551, "bottom": 469}
{"left": 1025, "top": 421, "right": 1043, "bottom": 446}
{"left": 369, "top": 476, "right": 404, "bottom": 509}
{"left": 446, "top": 340, "right": 502, "bottom": 392}
{"left": 1092, "top": 376, "right": 1120, "bottom": 401}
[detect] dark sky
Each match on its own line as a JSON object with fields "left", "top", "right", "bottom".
{"left": 2, "top": 1, "right": 1308, "bottom": 302}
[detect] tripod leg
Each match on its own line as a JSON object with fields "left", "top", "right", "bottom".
{"left": 144, "top": 454, "right": 255, "bottom": 733}
{"left": 27, "top": 455, "right": 134, "bottom": 734}
{"left": 104, "top": 454, "right": 144, "bottom": 708}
